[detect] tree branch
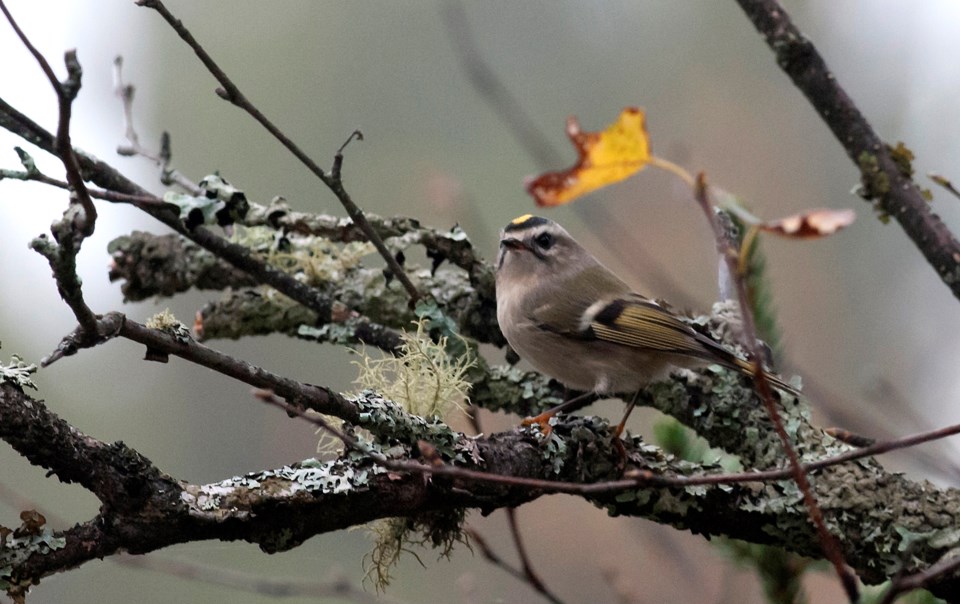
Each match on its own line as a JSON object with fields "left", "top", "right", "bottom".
{"left": 735, "top": 0, "right": 960, "bottom": 301}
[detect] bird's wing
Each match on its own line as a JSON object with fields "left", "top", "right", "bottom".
{"left": 587, "top": 295, "right": 737, "bottom": 362}
{"left": 587, "top": 295, "right": 798, "bottom": 394}
{"left": 531, "top": 292, "right": 797, "bottom": 394}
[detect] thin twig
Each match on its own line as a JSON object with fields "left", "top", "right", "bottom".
{"left": 929, "top": 172, "right": 960, "bottom": 203}
{"left": 504, "top": 508, "right": 562, "bottom": 604}
{"left": 464, "top": 527, "right": 565, "bottom": 604}
{"left": 116, "top": 556, "right": 396, "bottom": 604}
{"left": 0, "top": 0, "right": 96, "bottom": 237}
{"left": 693, "top": 174, "right": 858, "bottom": 601}
{"left": 136, "top": 0, "right": 420, "bottom": 305}
{"left": 113, "top": 55, "right": 201, "bottom": 194}
{"left": 41, "top": 313, "right": 361, "bottom": 425}
{"left": 2, "top": 158, "right": 170, "bottom": 208}
{"left": 879, "top": 552, "right": 960, "bottom": 604}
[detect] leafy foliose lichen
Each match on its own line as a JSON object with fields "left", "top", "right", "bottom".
{"left": 0, "top": 354, "right": 38, "bottom": 390}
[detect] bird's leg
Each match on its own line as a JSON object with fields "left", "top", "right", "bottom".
{"left": 521, "top": 390, "right": 596, "bottom": 435}
{"left": 611, "top": 390, "right": 642, "bottom": 467}
{"left": 612, "top": 390, "right": 641, "bottom": 440}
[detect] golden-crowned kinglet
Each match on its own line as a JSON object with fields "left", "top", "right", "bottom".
{"left": 495, "top": 214, "right": 794, "bottom": 426}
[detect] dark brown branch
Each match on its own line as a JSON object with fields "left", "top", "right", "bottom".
{"left": 0, "top": 383, "right": 172, "bottom": 511}
{"left": 136, "top": 0, "right": 420, "bottom": 305}
{"left": 41, "top": 312, "right": 361, "bottom": 423}
{"left": 735, "top": 0, "right": 960, "bottom": 301}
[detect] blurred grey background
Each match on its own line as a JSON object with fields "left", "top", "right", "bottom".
{"left": 2, "top": 1, "right": 960, "bottom": 602}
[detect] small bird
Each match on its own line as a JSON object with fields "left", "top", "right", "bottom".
{"left": 495, "top": 214, "right": 795, "bottom": 434}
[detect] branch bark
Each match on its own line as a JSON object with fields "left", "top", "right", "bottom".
{"left": 736, "top": 0, "right": 960, "bottom": 300}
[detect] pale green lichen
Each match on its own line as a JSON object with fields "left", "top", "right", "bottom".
{"left": 0, "top": 354, "right": 37, "bottom": 390}
{"left": 188, "top": 456, "right": 382, "bottom": 511}
{"left": 363, "top": 508, "right": 468, "bottom": 593}
{"left": 0, "top": 525, "right": 66, "bottom": 592}
{"left": 351, "top": 318, "right": 474, "bottom": 419}
{"left": 349, "top": 391, "right": 475, "bottom": 463}
{"left": 145, "top": 308, "right": 191, "bottom": 343}
{"left": 164, "top": 174, "right": 249, "bottom": 227}
{"left": 344, "top": 318, "right": 478, "bottom": 593}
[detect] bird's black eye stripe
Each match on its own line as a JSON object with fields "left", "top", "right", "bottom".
{"left": 534, "top": 232, "right": 554, "bottom": 249}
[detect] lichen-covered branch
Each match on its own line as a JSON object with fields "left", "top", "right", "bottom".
{"left": 5, "top": 380, "right": 960, "bottom": 597}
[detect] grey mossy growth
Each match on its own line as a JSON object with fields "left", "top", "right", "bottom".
{"left": 108, "top": 231, "right": 256, "bottom": 301}
{"left": 109, "top": 225, "right": 484, "bottom": 343}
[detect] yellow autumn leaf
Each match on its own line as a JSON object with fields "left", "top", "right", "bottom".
{"left": 526, "top": 107, "right": 651, "bottom": 207}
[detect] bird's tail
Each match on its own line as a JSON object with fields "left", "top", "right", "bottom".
{"left": 729, "top": 356, "right": 801, "bottom": 398}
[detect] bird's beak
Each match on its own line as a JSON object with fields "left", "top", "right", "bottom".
{"left": 499, "top": 237, "right": 528, "bottom": 252}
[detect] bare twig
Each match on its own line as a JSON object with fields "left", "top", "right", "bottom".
{"left": 694, "top": 174, "right": 858, "bottom": 601}
{"left": 113, "top": 55, "right": 201, "bottom": 194}
{"left": 504, "top": 508, "right": 562, "bottom": 603}
{"left": 41, "top": 312, "right": 361, "bottom": 424}
{"left": 929, "top": 172, "right": 960, "bottom": 203}
{"left": 136, "top": 0, "right": 420, "bottom": 305}
{"left": 879, "top": 552, "right": 960, "bottom": 604}
{"left": 1, "top": 152, "right": 170, "bottom": 208}
{"left": 735, "top": 0, "right": 960, "bottom": 302}
{"left": 116, "top": 556, "right": 395, "bottom": 604}
{"left": 0, "top": 1, "right": 96, "bottom": 237}
{"left": 464, "top": 527, "right": 565, "bottom": 604}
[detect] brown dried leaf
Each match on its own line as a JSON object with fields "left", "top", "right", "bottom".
{"left": 759, "top": 208, "right": 856, "bottom": 239}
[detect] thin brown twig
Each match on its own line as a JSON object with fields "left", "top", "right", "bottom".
{"left": 464, "top": 527, "right": 565, "bottom": 604}
{"left": 136, "top": 0, "right": 420, "bottom": 305}
{"left": 929, "top": 173, "right": 960, "bottom": 202}
{"left": 1, "top": 157, "right": 170, "bottom": 208}
{"left": 693, "top": 174, "right": 858, "bottom": 601}
{"left": 0, "top": 0, "right": 96, "bottom": 237}
{"left": 112, "top": 55, "right": 201, "bottom": 194}
{"left": 879, "top": 552, "right": 960, "bottom": 604}
{"left": 41, "top": 312, "right": 361, "bottom": 425}
{"left": 504, "top": 508, "right": 562, "bottom": 604}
